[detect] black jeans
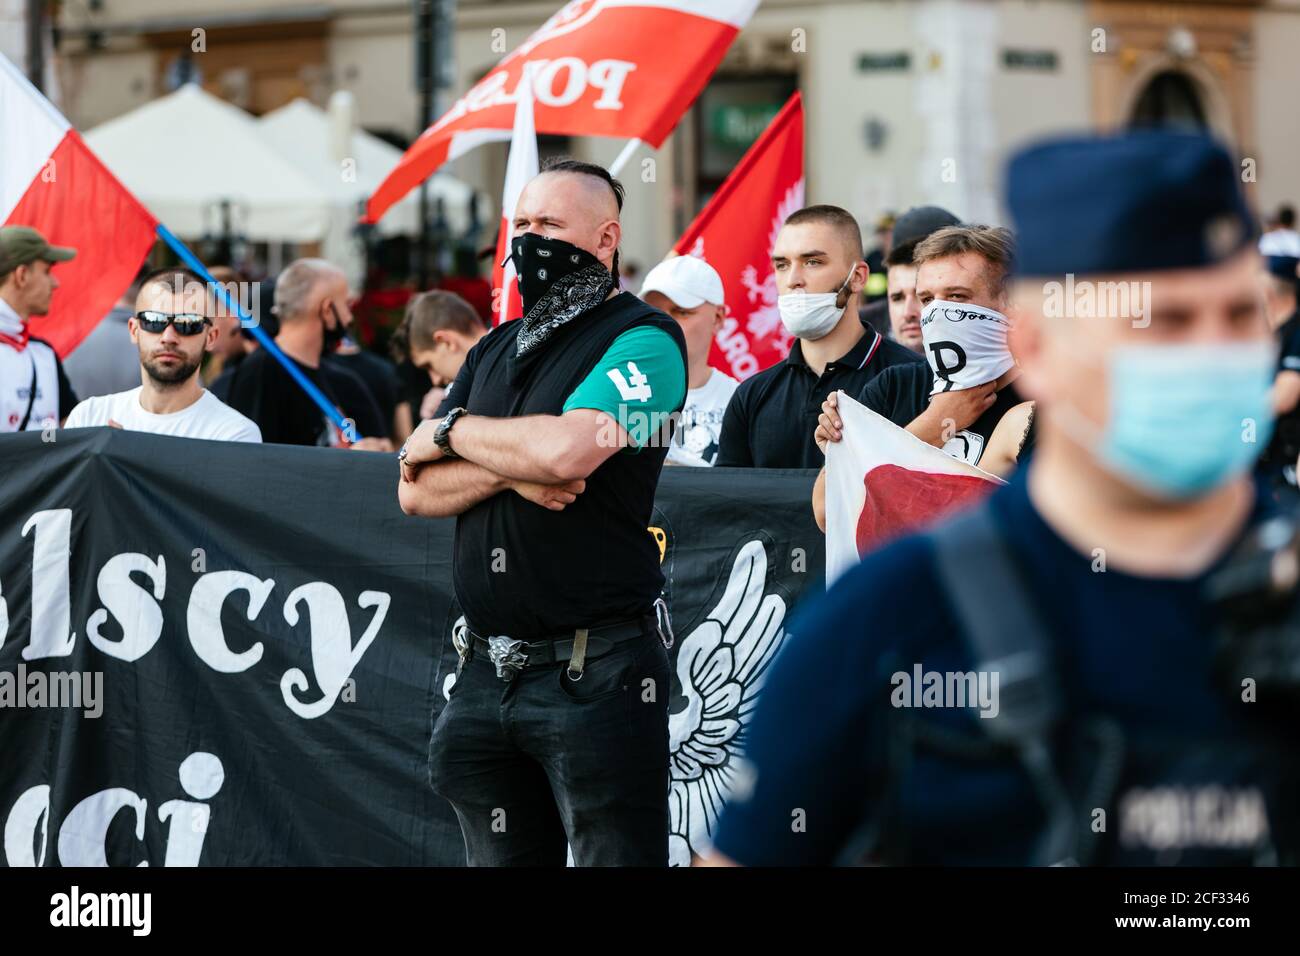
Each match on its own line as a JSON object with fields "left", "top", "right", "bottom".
{"left": 429, "top": 628, "right": 671, "bottom": 866}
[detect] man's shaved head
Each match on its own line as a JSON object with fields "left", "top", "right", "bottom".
{"left": 274, "top": 258, "right": 344, "bottom": 323}
{"left": 512, "top": 159, "right": 625, "bottom": 277}
{"left": 782, "top": 205, "right": 864, "bottom": 263}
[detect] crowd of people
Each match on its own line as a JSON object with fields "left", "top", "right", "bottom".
{"left": 7, "top": 190, "right": 1298, "bottom": 508}
{"left": 3, "top": 127, "right": 1299, "bottom": 868}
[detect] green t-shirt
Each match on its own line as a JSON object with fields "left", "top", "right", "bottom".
{"left": 562, "top": 325, "right": 686, "bottom": 449}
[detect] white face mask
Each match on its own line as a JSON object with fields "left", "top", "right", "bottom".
{"left": 920, "top": 299, "right": 1016, "bottom": 394}
{"left": 777, "top": 266, "right": 855, "bottom": 341}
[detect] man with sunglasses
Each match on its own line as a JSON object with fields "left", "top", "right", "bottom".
{"left": 64, "top": 268, "right": 261, "bottom": 442}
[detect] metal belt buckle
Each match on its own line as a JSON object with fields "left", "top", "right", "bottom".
{"left": 487, "top": 636, "right": 529, "bottom": 681}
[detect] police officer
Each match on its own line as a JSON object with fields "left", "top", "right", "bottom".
{"left": 397, "top": 160, "right": 686, "bottom": 866}
{"left": 704, "top": 131, "right": 1300, "bottom": 866}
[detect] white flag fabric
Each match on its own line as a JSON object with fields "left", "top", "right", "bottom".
{"left": 490, "top": 81, "right": 539, "bottom": 325}
{"left": 825, "top": 391, "right": 1004, "bottom": 585}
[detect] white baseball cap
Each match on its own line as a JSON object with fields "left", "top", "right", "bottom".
{"left": 639, "top": 255, "right": 725, "bottom": 309}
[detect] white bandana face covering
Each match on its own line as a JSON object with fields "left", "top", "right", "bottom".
{"left": 920, "top": 299, "right": 1016, "bottom": 394}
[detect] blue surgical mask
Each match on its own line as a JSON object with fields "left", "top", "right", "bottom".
{"left": 1063, "top": 341, "right": 1276, "bottom": 500}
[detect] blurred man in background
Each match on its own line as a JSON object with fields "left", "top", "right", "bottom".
{"left": 707, "top": 131, "right": 1299, "bottom": 867}
{"left": 63, "top": 264, "right": 149, "bottom": 400}
{"left": 390, "top": 288, "right": 488, "bottom": 424}
{"left": 64, "top": 268, "right": 260, "bottom": 443}
{"left": 882, "top": 206, "right": 961, "bottom": 354}
{"left": 203, "top": 265, "right": 251, "bottom": 388}
{"left": 224, "top": 258, "right": 389, "bottom": 449}
{"left": 640, "top": 254, "right": 737, "bottom": 466}
{"left": 330, "top": 332, "right": 406, "bottom": 446}
{"left": 0, "top": 226, "right": 78, "bottom": 431}
{"left": 1260, "top": 204, "right": 1300, "bottom": 257}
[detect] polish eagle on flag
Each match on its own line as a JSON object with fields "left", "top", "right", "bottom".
{"left": 824, "top": 391, "right": 1004, "bottom": 585}
{"left": 673, "top": 91, "right": 804, "bottom": 381}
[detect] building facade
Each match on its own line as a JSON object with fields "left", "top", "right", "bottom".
{"left": 50, "top": 0, "right": 1300, "bottom": 272}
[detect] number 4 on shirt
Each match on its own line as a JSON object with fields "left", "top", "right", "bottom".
{"left": 607, "top": 361, "right": 653, "bottom": 403}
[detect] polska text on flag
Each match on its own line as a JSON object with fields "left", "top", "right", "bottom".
{"left": 824, "top": 391, "right": 1004, "bottom": 585}
{"left": 364, "top": 0, "right": 759, "bottom": 225}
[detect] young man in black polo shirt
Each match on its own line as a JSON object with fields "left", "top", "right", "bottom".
{"left": 715, "top": 204, "right": 921, "bottom": 469}
{"left": 397, "top": 161, "right": 686, "bottom": 867}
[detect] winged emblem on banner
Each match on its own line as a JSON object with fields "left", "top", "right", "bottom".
{"left": 440, "top": 539, "right": 789, "bottom": 869}
{"left": 668, "top": 538, "right": 787, "bottom": 866}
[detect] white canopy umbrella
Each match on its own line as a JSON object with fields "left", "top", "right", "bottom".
{"left": 258, "top": 95, "right": 474, "bottom": 237}
{"left": 84, "top": 84, "right": 333, "bottom": 243}
{"left": 257, "top": 95, "right": 477, "bottom": 286}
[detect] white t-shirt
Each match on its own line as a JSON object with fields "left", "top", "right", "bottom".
{"left": 1260, "top": 229, "right": 1300, "bottom": 258}
{"left": 666, "top": 367, "right": 738, "bottom": 467}
{"left": 65, "top": 387, "right": 262, "bottom": 443}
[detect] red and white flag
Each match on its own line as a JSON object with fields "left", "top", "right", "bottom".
{"left": 673, "top": 91, "right": 804, "bottom": 381}
{"left": 1, "top": 53, "right": 157, "bottom": 357}
{"left": 365, "top": 0, "right": 758, "bottom": 225}
{"left": 825, "top": 392, "right": 1004, "bottom": 584}
{"left": 490, "top": 82, "right": 539, "bottom": 326}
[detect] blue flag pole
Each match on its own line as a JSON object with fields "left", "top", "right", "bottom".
{"left": 154, "top": 224, "right": 357, "bottom": 438}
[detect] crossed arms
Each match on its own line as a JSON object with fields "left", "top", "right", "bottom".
{"left": 396, "top": 409, "right": 628, "bottom": 518}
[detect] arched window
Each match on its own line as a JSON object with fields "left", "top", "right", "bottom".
{"left": 1129, "top": 70, "right": 1208, "bottom": 130}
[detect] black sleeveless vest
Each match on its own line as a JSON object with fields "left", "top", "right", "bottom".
{"left": 451, "top": 292, "right": 687, "bottom": 638}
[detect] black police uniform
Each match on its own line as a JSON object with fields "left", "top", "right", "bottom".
{"left": 712, "top": 130, "right": 1300, "bottom": 867}
{"left": 711, "top": 468, "right": 1300, "bottom": 865}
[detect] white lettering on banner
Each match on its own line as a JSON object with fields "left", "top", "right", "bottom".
{"left": 21, "top": 509, "right": 74, "bottom": 661}
{"left": 187, "top": 571, "right": 275, "bottom": 672}
{"left": 280, "top": 584, "right": 390, "bottom": 719}
{"left": 6, "top": 753, "right": 223, "bottom": 870}
{"left": 5, "top": 509, "right": 388, "bottom": 720}
{"left": 86, "top": 553, "right": 166, "bottom": 662}
{"left": 431, "top": 57, "right": 636, "bottom": 133}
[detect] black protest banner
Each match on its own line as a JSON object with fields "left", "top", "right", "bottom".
{"left": 0, "top": 429, "right": 823, "bottom": 866}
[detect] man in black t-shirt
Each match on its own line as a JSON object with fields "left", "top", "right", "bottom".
{"left": 812, "top": 225, "right": 1025, "bottom": 528}
{"left": 328, "top": 335, "right": 404, "bottom": 440}
{"left": 224, "top": 259, "right": 389, "bottom": 449}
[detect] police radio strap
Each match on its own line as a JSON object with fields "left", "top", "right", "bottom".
{"left": 930, "top": 503, "right": 1077, "bottom": 866}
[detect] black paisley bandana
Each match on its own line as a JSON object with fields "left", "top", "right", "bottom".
{"left": 510, "top": 232, "right": 615, "bottom": 356}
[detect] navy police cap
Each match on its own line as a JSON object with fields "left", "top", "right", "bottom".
{"left": 1007, "top": 130, "right": 1257, "bottom": 276}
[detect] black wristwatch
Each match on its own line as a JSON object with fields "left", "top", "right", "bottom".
{"left": 434, "top": 406, "right": 467, "bottom": 459}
